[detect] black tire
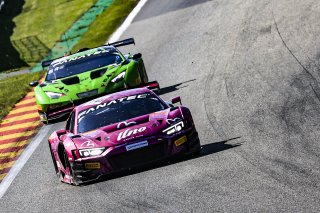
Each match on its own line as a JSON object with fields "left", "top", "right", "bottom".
{"left": 62, "top": 148, "right": 80, "bottom": 186}
{"left": 139, "top": 62, "right": 148, "bottom": 83}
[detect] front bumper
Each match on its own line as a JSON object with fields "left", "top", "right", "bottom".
{"left": 71, "top": 128, "right": 200, "bottom": 184}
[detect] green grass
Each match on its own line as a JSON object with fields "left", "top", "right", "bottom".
{"left": 0, "top": 71, "right": 44, "bottom": 121}
{"left": 11, "top": 0, "right": 96, "bottom": 62}
{"left": 0, "top": 0, "right": 138, "bottom": 121}
{"left": 72, "top": 0, "right": 138, "bottom": 52}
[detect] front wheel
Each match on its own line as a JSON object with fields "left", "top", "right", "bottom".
{"left": 59, "top": 146, "right": 80, "bottom": 185}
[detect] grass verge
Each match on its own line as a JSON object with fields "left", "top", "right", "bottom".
{"left": 72, "top": 0, "right": 138, "bottom": 52}
{"left": 0, "top": 71, "right": 44, "bottom": 120}
{"left": 11, "top": 0, "right": 96, "bottom": 64}
{"left": 0, "top": 0, "right": 138, "bottom": 121}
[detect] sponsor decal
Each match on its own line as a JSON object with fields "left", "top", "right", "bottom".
{"left": 80, "top": 141, "right": 95, "bottom": 148}
{"left": 174, "top": 135, "right": 187, "bottom": 146}
{"left": 166, "top": 117, "right": 182, "bottom": 124}
{"left": 117, "top": 121, "right": 137, "bottom": 129}
{"left": 78, "top": 93, "right": 149, "bottom": 122}
{"left": 51, "top": 49, "right": 114, "bottom": 67}
{"left": 126, "top": 141, "right": 148, "bottom": 151}
{"left": 117, "top": 127, "right": 146, "bottom": 141}
{"left": 85, "top": 163, "right": 100, "bottom": 169}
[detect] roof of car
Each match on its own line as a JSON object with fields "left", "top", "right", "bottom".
{"left": 50, "top": 46, "right": 117, "bottom": 67}
{"left": 75, "top": 88, "right": 152, "bottom": 112}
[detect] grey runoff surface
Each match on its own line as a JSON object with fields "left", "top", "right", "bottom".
{"left": 1, "top": 0, "right": 320, "bottom": 212}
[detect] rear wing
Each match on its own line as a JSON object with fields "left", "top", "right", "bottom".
{"left": 41, "top": 38, "right": 136, "bottom": 68}
{"left": 106, "top": 38, "right": 135, "bottom": 48}
{"left": 41, "top": 59, "right": 54, "bottom": 68}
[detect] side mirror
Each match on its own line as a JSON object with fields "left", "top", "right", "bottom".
{"left": 29, "top": 81, "right": 39, "bottom": 87}
{"left": 132, "top": 53, "right": 142, "bottom": 60}
{"left": 171, "top": 96, "right": 182, "bottom": 105}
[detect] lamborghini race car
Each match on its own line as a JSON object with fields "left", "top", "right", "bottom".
{"left": 30, "top": 38, "right": 154, "bottom": 123}
{"left": 48, "top": 88, "right": 201, "bottom": 185}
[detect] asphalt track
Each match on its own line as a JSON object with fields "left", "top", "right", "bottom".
{"left": 1, "top": 0, "right": 320, "bottom": 211}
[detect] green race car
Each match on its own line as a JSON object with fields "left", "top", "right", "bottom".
{"left": 30, "top": 38, "right": 159, "bottom": 124}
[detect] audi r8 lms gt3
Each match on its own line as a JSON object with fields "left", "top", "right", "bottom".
{"left": 48, "top": 88, "right": 201, "bottom": 185}
{"left": 30, "top": 38, "right": 154, "bottom": 124}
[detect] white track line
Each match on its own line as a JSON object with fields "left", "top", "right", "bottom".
{"left": 0, "top": 125, "right": 51, "bottom": 199}
{"left": 107, "top": 0, "right": 149, "bottom": 43}
{"left": 0, "top": 0, "right": 148, "bottom": 199}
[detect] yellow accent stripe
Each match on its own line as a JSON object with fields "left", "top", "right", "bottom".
{"left": 1, "top": 113, "right": 39, "bottom": 124}
{"left": 0, "top": 149, "right": 24, "bottom": 159}
{"left": 0, "top": 161, "right": 16, "bottom": 170}
{"left": 0, "top": 173, "right": 7, "bottom": 181}
{"left": 0, "top": 122, "right": 39, "bottom": 133}
{"left": 0, "top": 140, "right": 29, "bottom": 150}
{"left": 9, "top": 106, "right": 37, "bottom": 114}
{"left": 15, "top": 98, "right": 36, "bottom": 106}
{"left": 0, "top": 131, "right": 34, "bottom": 141}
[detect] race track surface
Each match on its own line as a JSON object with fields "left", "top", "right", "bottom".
{"left": 1, "top": 0, "right": 320, "bottom": 211}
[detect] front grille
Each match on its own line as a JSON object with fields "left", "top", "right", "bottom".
{"left": 77, "top": 89, "right": 98, "bottom": 98}
{"left": 108, "top": 143, "right": 166, "bottom": 169}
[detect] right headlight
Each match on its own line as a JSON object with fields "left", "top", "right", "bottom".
{"left": 162, "top": 121, "right": 184, "bottom": 135}
{"left": 111, "top": 71, "right": 126, "bottom": 83}
{"left": 79, "top": 147, "right": 106, "bottom": 157}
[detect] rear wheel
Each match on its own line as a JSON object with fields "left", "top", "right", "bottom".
{"left": 139, "top": 62, "right": 148, "bottom": 83}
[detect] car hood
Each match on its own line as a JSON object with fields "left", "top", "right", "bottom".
{"left": 39, "top": 65, "right": 124, "bottom": 100}
{"left": 72, "top": 108, "right": 183, "bottom": 149}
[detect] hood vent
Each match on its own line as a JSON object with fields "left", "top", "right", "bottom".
{"left": 61, "top": 76, "right": 80, "bottom": 85}
{"left": 91, "top": 69, "right": 107, "bottom": 80}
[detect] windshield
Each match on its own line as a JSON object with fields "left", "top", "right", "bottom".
{"left": 77, "top": 93, "right": 167, "bottom": 133}
{"left": 46, "top": 52, "right": 122, "bottom": 81}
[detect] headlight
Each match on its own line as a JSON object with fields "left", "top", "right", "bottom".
{"left": 79, "top": 147, "right": 106, "bottom": 157}
{"left": 111, "top": 71, "right": 126, "bottom": 83}
{"left": 45, "top": 91, "right": 65, "bottom": 99}
{"left": 163, "top": 121, "right": 184, "bottom": 135}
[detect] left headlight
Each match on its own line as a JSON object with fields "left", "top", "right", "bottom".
{"left": 45, "top": 91, "right": 65, "bottom": 99}
{"left": 163, "top": 121, "right": 184, "bottom": 135}
{"left": 111, "top": 71, "right": 126, "bottom": 83}
{"left": 79, "top": 147, "right": 106, "bottom": 157}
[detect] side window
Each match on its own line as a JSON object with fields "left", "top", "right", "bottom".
{"left": 66, "top": 112, "right": 75, "bottom": 133}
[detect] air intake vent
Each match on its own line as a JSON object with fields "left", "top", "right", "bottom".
{"left": 61, "top": 76, "right": 80, "bottom": 85}
{"left": 90, "top": 69, "right": 107, "bottom": 80}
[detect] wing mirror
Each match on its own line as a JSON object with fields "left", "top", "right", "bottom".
{"left": 171, "top": 96, "right": 182, "bottom": 105}
{"left": 29, "top": 81, "right": 39, "bottom": 87}
{"left": 132, "top": 53, "right": 142, "bottom": 60}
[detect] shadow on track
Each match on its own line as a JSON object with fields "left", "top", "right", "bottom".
{"left": 80, "top": 136, "right": 242, "bottom": 186}
{"left": 159, "top": 79, "right": 196, "bottom": 95}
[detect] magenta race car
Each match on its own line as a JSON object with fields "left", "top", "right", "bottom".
{"left": 48, "top": 87, "right": 201, "bottom": 185}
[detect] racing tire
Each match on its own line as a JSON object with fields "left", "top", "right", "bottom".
{"left": 61, "top": 147, "right": 80, "bottom": 186}
{"left": 139, "top": 63, "right": 149, "bottom": 83}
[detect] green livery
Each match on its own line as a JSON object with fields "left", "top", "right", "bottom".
{"left": 30, "top": 38, "right": 149, "bottom": 124}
